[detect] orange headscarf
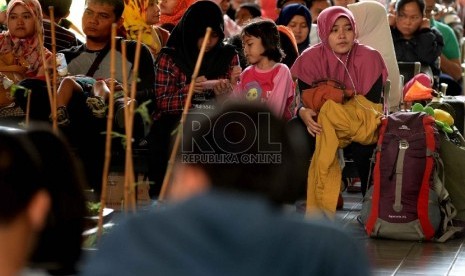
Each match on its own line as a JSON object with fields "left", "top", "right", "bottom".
{"left": 159, "top": 0, "right": 195, "bottom": 28}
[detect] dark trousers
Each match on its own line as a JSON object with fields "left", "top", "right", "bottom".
{"left": 147, "top": 114, "right": 180, "bottom": 198}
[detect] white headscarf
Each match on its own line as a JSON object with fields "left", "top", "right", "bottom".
{"left": 348, "top": 0, "right": 401, "bottom": 111}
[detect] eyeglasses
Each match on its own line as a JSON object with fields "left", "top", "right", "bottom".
{"left": 397, "top": 13, "right": 422, "bottom": 22}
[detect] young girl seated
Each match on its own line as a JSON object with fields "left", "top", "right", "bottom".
{"left": 233, "top": 19, "right": 295, "bottom": 121}
{"left": 291, "top": 6, "right": 388, "bottom": 215}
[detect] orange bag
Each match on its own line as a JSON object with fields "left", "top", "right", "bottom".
{"left": 0, "top": 53, "right": 27, "bottom": 107}
{"left": 301, "top": 79, "right": 354, "bottom": 113}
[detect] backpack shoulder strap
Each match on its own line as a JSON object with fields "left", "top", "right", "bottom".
{"left": 432, "top": 154, "right": 464, "bottom": 242}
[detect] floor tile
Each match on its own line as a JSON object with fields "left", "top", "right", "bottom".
{"left": 338, "top": 191, "right": 465, "bottom": 276}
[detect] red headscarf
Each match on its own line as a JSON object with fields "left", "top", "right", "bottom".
{"left": 291, "top": 6, "right": 387, "bottom": 95}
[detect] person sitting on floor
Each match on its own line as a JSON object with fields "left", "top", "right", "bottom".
{"left": 16, "top": 0, "right": 156, "bottom": 196}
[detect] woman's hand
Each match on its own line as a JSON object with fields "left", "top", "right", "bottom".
{"left": 299, "top": 107, "right": 322, "bottom": 137}
{"left": 193, "top": 75, "right": 207, "bottom": 93}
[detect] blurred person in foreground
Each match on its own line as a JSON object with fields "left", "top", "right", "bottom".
{"left": 0, "top": 125, "right": 86, "bottom": 275}
{"left": 82, "top": 102, "right": 371, "bottom": 276}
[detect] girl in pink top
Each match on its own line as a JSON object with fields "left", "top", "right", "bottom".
{"left": 234, "top": 19, "right": 295, "bottom": 121}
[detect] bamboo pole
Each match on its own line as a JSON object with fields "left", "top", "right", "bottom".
{"left": 123, "top": 27, "right": 143, "bottom": 212}
{"left": 158, "top": 27, "right": 212, "bottom": 201}
{"left": 120, "top": 41, "right": 131, "bottom": 212}
{"left": 97, "top": 23, "right": 117, "bottom": 239}
{"left": 49, "top": 7, "right": 58, "bottom": 132}
{"left": 25, "top": 90, "right": 31, "bottom": 126}
{"left": 36, "top": 15, "right": 54, "bottom": 132}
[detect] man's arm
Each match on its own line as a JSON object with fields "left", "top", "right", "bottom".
{"left": 440, "top": 54, "right": 462, "bottom": 81}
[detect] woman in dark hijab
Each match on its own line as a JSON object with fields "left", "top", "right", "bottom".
{"left": 148, "top": 0, "right": 241, "bottom": 198}
{"left": 276, "top": 3, "right": 312, "bottom": 53}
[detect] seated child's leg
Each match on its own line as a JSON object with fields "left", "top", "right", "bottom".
{"left": 86, "top": 80, "right": 109, "bottom": 118}
{"left": 92, "top": 80, "right": 110, "bottom": 101}
{"left": 57, "top": 77, "right": 83, "bottom": 107}
{"left": 53, "top": 77, "right": 83, "bottom": 126}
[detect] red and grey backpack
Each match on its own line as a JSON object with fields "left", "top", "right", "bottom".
{"left": 360, "top": 112, "right": 459, "bottom": 242}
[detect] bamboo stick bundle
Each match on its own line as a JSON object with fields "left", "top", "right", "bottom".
{"left": 123, "top": 27, "right": 143, "bottom": 213}
{"left": 49, "top": 6, "right": 58, "bottom": 132}
{"left": 158, "top": 27, "right": 212, "bottom": 201}
{"left": 97, "top": 23, "right": 117, "bottom": 239}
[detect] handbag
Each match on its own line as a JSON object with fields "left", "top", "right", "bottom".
{"left": 301, "top": 79, "right": 354, "bottom": 113}
{"left": 0, "top": 52, "right": 27, "bottom": 107}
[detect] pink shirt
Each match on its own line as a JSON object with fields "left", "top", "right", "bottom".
{"left": 234, "top": 63, "right": 295, "bottom": 121}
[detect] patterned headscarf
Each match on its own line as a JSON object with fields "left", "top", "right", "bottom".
{"left": 0, "top": 0, "right": 46, "bottom": 76}
{"left": 159, "top": 0, "right": 195, "bottom": 28}
{"left": 123, "top": 0, "right": 163, "bottom": 55}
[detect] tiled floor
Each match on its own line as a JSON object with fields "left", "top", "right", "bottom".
{"left": 337, "top": 191, "right": 465, "bottom": 276}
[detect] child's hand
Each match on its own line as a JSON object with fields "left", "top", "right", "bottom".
{"left": 230, "top": 66, "right": 241, "bottom": 85}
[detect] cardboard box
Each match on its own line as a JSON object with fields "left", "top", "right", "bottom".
{"left": 106, "top": 172, "right": 151, "bottom": 211}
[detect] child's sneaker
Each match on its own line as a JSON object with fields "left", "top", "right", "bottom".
{"left": 86, "top": 96, "right": 106, "bottom": 118}
{"left": 55, "top": 106, "right": 70, "bottom": 126}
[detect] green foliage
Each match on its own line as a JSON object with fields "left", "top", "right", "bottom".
{"left": 10, "top": 84, "right": 30, "bottom": 98}
{"left": 135, "top": 99, "right": 152, "bottom": 126}
{"left": 86, "top": 201, "right": 101, "bottom": 216}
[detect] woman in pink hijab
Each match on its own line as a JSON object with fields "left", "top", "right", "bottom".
{"left": 290, "top": 6, "right": 387, "bottom": 209}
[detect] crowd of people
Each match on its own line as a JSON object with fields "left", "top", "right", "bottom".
{"left": 0, "top": 0, "right": 464, "bottom": 274}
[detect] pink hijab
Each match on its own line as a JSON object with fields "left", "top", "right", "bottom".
{"left": 0, "top": 0, "right": 47, "bottom": 76}
{"left": 291, "top": 6, "right": 387, "bottom": 95}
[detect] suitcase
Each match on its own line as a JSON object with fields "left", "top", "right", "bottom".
{"left": 427, "top": 95, "right": 465, "bottom": 136}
